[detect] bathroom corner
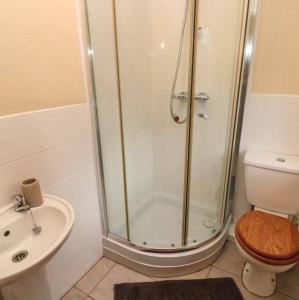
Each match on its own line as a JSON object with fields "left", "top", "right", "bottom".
{"left": 0, "top": 0, "right": 103, "bottom": 299}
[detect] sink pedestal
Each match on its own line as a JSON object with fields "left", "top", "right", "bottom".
{"left": 1, "top": 267, "right": 51, "bottom": 300}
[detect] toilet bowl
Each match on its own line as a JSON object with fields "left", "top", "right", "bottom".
{"left": 235, "top": 150, "right": 299, "bottom": 297}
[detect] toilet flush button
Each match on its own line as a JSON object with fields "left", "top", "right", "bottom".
{"left": 277, "top": 157, "right": 286, "bottom": 163}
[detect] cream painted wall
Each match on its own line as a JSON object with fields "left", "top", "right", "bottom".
{"left": 0, "top": 0, "right": 86, "bottom": 116}
{"left": 252, "top": 0, "right": 299, "bottom": 94}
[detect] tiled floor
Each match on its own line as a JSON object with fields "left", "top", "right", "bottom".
{"left": 61, "top": 242, "right": 299, "bottom": 300}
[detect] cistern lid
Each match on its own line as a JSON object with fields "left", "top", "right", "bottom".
{"left": 244, "top": 150, "right": 299, "bottom": 174}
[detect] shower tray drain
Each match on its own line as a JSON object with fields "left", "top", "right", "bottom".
{"left": 202, "top": 219, "right": 216, "bottom": 229}
{"left": 12, "top": 250, "right": 29, "bottom": 263}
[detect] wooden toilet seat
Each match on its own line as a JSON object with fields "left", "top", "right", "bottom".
{"left": 235, "top": 210, "right": 299, "bottom": 265}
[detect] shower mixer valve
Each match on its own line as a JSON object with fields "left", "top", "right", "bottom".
{"left": 195, "top": 92, "right": 209, "bottom": 102}
{"left": 172, "top": 92, "right": 210, "bottom": 102}
{"left": 171, "top": 92, "right": 210, "bottom": 124}
{"left": 198, "top": 112, "right": 209, "bottom": 119}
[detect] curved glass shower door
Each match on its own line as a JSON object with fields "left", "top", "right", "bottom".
{"left": 186, "top": 0, "right": 247, "bottom": 245}
{"left": 85, "top": 0, "right": 248, "bottom": 249}
{"left": 113, "top": 0, "right": 194, "bottom": 248}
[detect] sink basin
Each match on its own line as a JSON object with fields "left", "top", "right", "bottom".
{"left": 0, "top": 194, "right": 75, "bottom": 286}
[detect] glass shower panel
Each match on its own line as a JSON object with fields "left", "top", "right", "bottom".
{"left": 85, "top": 0, "right": 127, "bottom": 239}
{"left": 114, "top": 0, "right": 192, "bottom": 248}
{"left": 187, "top": 0, "right": 247, "bottom": 245}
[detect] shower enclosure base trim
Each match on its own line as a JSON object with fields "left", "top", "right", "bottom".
{"left": 103, "top": 217, "right": 230, "bottom": 277}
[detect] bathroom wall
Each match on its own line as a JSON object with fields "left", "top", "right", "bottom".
{"left": 0, "top": 0, "right": 86, "bottom": 116}
{"left": 252, "top": 0, "right": 299, "bottom": 95}
{"left": 0, "top": 1, "right": 102, "bottom": 299}
{"left": 233, "top": 0, "right": 299, "bottom": 221}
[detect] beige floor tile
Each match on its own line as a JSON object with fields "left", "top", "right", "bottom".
{"left": 267, "top": 294, "right": 297, "bottom": 300}
{"left": 277, "top": 264, "right": 299, "bottom": 300}
{"left": 209, "top": 267, "right": 294, "bottom": 300}
{"left": 60, "top": 287, "right": 87, "bottom": 300}
{"left": 212, "top": 241, "right": 246, "bottom": 276}
{"left": 152, "top": 267, "right": 210, "bottom": 281}
{"left": 90, "top": 264, "right": 153, "bottom": 300}
{"left": 75, "top": 257, "right": 115, "bottom": 294}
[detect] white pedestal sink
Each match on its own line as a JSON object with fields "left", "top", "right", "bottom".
{"left": 0, "top": 194, "right": 75, "bottom": 300}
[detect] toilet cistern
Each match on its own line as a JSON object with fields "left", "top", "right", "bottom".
{"left": 235, "top": 149, "right": 299, "bottom": 297}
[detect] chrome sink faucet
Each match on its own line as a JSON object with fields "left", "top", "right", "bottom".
{"left": 12, "top": 194, "right": 42, "bottom": 234}
{"left": 13, "top": 194, "right": 30, "bottom": 212}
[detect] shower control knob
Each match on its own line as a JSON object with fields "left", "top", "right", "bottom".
{"left": 198, "top": 112, "right": 209, "bottom": 119}
{"left": 195, "top": 92, "right": 209, "bottom": 102}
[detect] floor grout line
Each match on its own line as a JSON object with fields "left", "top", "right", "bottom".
{"left": 73, "top": 257, "right": 116, "bottom": 298}
{"left": 73, "top": 259, "right": 101, "bottom": 288}
{"left": 59, "top": 286, "right": 88, "bottom": 300}
{"left": 87, "top": 262, "right": 118, "bottom": 298}
{"left": 74, "top": 256, "right": 116, "bottom": 295}
{"left": 206, "top": 266, "right": 212, "bottom": 278}
{"left": 74, "top": 286, "right": 88, "bottom": 296}
{"left": 276, "top": 291, "right": 298, "bottom": 300}
{"left": 211, "top": 264, "right": 242, "bottom": 278}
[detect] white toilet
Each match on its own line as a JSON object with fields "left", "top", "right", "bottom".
{"left": 235, "top": 149, "right": 299, "bottom": 297}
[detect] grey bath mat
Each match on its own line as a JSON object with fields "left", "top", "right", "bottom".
{"left": 114, "top": 278, "right": 244, "bottom": 300}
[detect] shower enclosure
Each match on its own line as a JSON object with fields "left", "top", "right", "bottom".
{"left": 84, "top": 0, "right": 257, "bottom": 275}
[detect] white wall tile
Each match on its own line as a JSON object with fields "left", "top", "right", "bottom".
{"left": 44, "top": 167, "right": 102, "bottom": 299}
{"left": 151, "top": 9, "right": 184, "bottom": 41}
{"left": 0, "top": 136, "right": 93, "bottom": 208}
{"left": 246, "top": 94, "right": 299, "bottom": 128}
{"left": 116, "top": 1, "right": 151, "bottom": 40}
{"left": 0, "top": 104, "right": 91, "bottom": 166}
{"left": 233, "top": 93, "right": 299, "bottom": 220}
{"left": 150, "top": 0, "right": 184, "bottom": 14}
{"left": 86, "top": 0, "right": 114, "bottom": 35}
{"left": 91, "top": 33, "right": 116, "bottom": 69}
{"left": 203, "top": 0, "right": 241, "bottom": 31}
